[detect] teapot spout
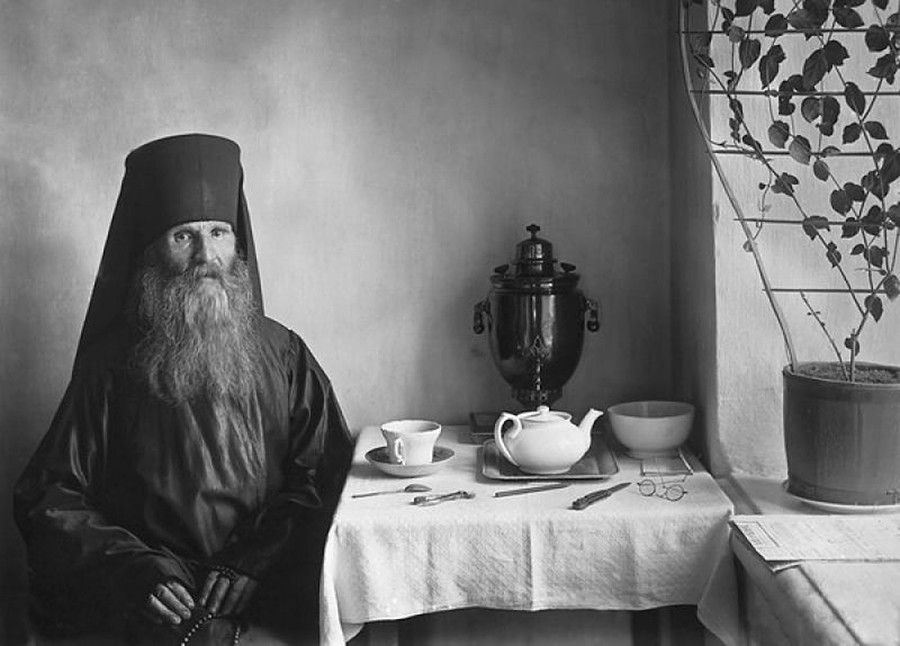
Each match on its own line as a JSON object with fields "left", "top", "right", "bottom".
{"left": 578, "top": 408, "right": 604, "bottom": 441}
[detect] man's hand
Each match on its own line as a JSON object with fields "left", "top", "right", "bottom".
{"left": 198, "top": 567, "right": 258, "bottom": 616}
{"left": 144, "top": 579, "right": 195, "bottom": 626}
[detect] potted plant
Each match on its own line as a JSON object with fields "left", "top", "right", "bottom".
{"left": 679, "top": 0, "right": 900, "bottom": 506}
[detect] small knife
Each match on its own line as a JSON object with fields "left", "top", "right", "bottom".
{"left": 494, "top": 482, "right": 571, "bottom": 498}
{"left": 570, "top": 482, "right": 631, "bottom": 510}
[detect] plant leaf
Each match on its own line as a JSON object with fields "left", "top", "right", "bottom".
{"left": 888, "top": 203, "right": 900, "bottom": 227}
{"left": 729, "top": 117, "right": 741, "bottom": 143}
{"left": 884, "top": 274, "right": 900, "bottom": 300}
{"left": 833, "top": 7, "right": 864, "bottom": 29}
{"left": 863, "top": 170, "right": 889, "bottom": 199}
{"left": 865, "top": 121, "right": 889, "bottom": 139}
{"left": 830, "top": 188, "right": 852, "bottom": 214}
{"left": 813, "top": 159, "right": 831, "bottom": 180}
{"left": 862, "top": 205, "right": 885, "bottom": 235}
{"left": 768, "top": 121, "right": 790, "bottom": 148}
{"left": 693, "top": 52, "right": 715, "bottom": 70}
{"left": 807, "top": 0, "right": 831, "bottom": 16}
{"left": 881, "top": 150, "right": 900, "bottom": 184}
{"left": 789, "top": 136, "right": 812, "bottom": 164}
{"left": 778, "top": 95, "right": 795, "bottom": 116}
{"left": 802, "top": 215, "right": 830, "bottom": 239}
{"left": 728, "top": 25, "right": 745, "bottom": 44}
{"left": 764, "top": 13, "right": 789, "bottom": 37}
{"left": 845, "top": 182, "right": 866, "bottom": 202}
{"left": 759, "top": 44, "right": 785, "bottom": 87}
{"left": 788, "top": 4, "right": 828, "bottom": 32}
{"left": 802, "top": 49, "right": 829, "bottom": 89}
{"left": 865, "top": 294, "right": 884, "bottom": 321}
{"left": 843, "top": 122, "right": 862, "bottom": 144}
{"left": 876, "top": 142, "right": 895, "bottom": 160}
{"left": 866, "top": 25, "right": 891, "bottom": 52}
{"left": 845, "top": 82, "right": 866, "bottom": 114}
{"left": 801, "top": 96, "right": 822, "bottom": 122}
{"left": 826, "top": 242, "right": 842, "bottom": 267}
{"left": 819, "top": 96, "right": 840, "bottom": 136}
{"left": 844, "top": 335, "right": 860, "bottom": 354}
{"left": 772, "top": 172, "right": 798, "bottom": 196}
{"left": 742, "top": 134, "right": 765, "bottom": 158}
{"left": 843, "top": 217, "right": 861, "bottom": 238}
{"left": 777, "top": 75, "right": 802, "bottom": 116}
{"left": 869, "top": 53, "right": 898, "bottom": 83}
{"left": 869, "top": 246, "right": 886, "bottom": 268}
{"left": 735, "top": 0, "right": 757, "bottom": 17}
{"left": 823, "top": 40, "right": 849, "bottom": 66}
{"left": 740, "top": 38, "right": 762, "bottom": 68}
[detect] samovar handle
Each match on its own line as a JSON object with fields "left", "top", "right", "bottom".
{"left": 584, "top": 297, "right": 601, "bottom": 333}
{"left": 473, "top": 299, "right": 491, "bottom": 334}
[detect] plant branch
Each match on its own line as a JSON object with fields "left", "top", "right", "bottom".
{"left": 679, "top": 3, "right": 798, "bottom": 371}
{"left": 800, "top": 291, "right": 847, "bottom": 378}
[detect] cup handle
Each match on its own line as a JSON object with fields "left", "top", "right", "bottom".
{"left": 392, "top": 437, "right": 406, "bottom": 465}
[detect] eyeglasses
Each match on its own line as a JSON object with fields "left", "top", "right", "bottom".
{"left": 637, "top": 454, "right": 692, "bottom": 502}
{"left": 638, "top": 476, "right": 687, "bottom": 502}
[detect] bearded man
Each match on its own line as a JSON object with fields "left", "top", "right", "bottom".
{"left": 14, "top": 134, "right": 353, "bottom": 645}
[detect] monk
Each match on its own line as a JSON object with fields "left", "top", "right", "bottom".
{"left": 14, "top": 134, "right": 353, "bottom": 645}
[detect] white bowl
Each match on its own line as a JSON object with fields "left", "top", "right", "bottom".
{"left": 365, "top": 445, "right": 454, "bottom": 478}
{"left": 607, "top": 401, "right": 694, "bottom": 459}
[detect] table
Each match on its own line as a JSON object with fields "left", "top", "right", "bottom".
{"left": 319, "top": 426, "right": 736, "bottom": 645}
{"left": 717, "top": 475, "right": 900, "bottom": 645}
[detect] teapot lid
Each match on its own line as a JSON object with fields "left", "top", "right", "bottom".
{"left": 522, "top": 405, "right": 572, "bottom": 422}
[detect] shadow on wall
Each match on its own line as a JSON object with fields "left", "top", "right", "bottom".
{"left": 0, "top": 156, "right": 88, "bottom": 644}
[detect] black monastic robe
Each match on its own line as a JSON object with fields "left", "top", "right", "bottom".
{"left": 14, "top": 317, "right": 353, "bottom": 637}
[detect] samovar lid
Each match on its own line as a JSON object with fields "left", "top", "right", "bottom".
{"left": 490, "top": 224, "right": 579, "bottom": 290}
{"left": 516, "top": 224, "right": 554, "bottom": 273}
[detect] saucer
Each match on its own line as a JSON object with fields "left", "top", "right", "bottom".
{"left": 365, "top": 445, "right": 455, "bottom": 478}
{"left": 782, "top": 480, "right": 900, "bottom": 514}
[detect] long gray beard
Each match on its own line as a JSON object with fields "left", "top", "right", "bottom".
{"left": 132, "top": 256, "right": 263, "bottom": 405}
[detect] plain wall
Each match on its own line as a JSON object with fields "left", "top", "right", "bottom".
{"left": 669, "top": 3, "right": 718, "bottom": 471}
{"left": 1, "top": 1, "right": 680, "bottom": 640}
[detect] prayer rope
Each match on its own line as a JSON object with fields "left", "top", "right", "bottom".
{"left": 179, "top": 610, "right": 242, "bottom": 646}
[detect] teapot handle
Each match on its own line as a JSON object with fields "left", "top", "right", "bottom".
{"left": 493, "top": 412, "right": 521, "bottom": 467}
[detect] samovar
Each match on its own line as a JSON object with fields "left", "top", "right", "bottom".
{"left": 473, "top": 224, "right": 600, "bottom": 408}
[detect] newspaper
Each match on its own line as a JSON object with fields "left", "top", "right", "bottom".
{"left": 732, "top": 514, "right": 900, "bottom": 563}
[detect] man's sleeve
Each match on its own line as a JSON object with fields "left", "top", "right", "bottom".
{"left": 13, "top": 371, "right": 189, "bottom": 634}
{"left": 212, "top": 335, "right": 354, "bottom": 580}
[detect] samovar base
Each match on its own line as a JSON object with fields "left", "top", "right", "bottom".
{"left": 513, "top": 387, "right": 561, "bottom": 409}
{"left": 467, "top": 386, "right": 562, "bottom": 444}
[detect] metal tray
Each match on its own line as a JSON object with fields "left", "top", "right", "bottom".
{"left": 481, "top": 436, "right": 619, "bottom": 481}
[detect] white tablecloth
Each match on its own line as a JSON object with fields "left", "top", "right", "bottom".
{"left": 319, "top": 426, "right": 736, "bottom": 645}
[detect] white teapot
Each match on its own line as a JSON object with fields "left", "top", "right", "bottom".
{"left": 493, "top": 405, "right": 603, "bottom": 475}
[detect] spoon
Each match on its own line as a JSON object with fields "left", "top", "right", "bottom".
{"left": 352, "top": 484, "right": 432, "bottom": 498}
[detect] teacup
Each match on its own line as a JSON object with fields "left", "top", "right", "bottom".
{"left": 380, "top": 420, "right": 442, "bottom": 466}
